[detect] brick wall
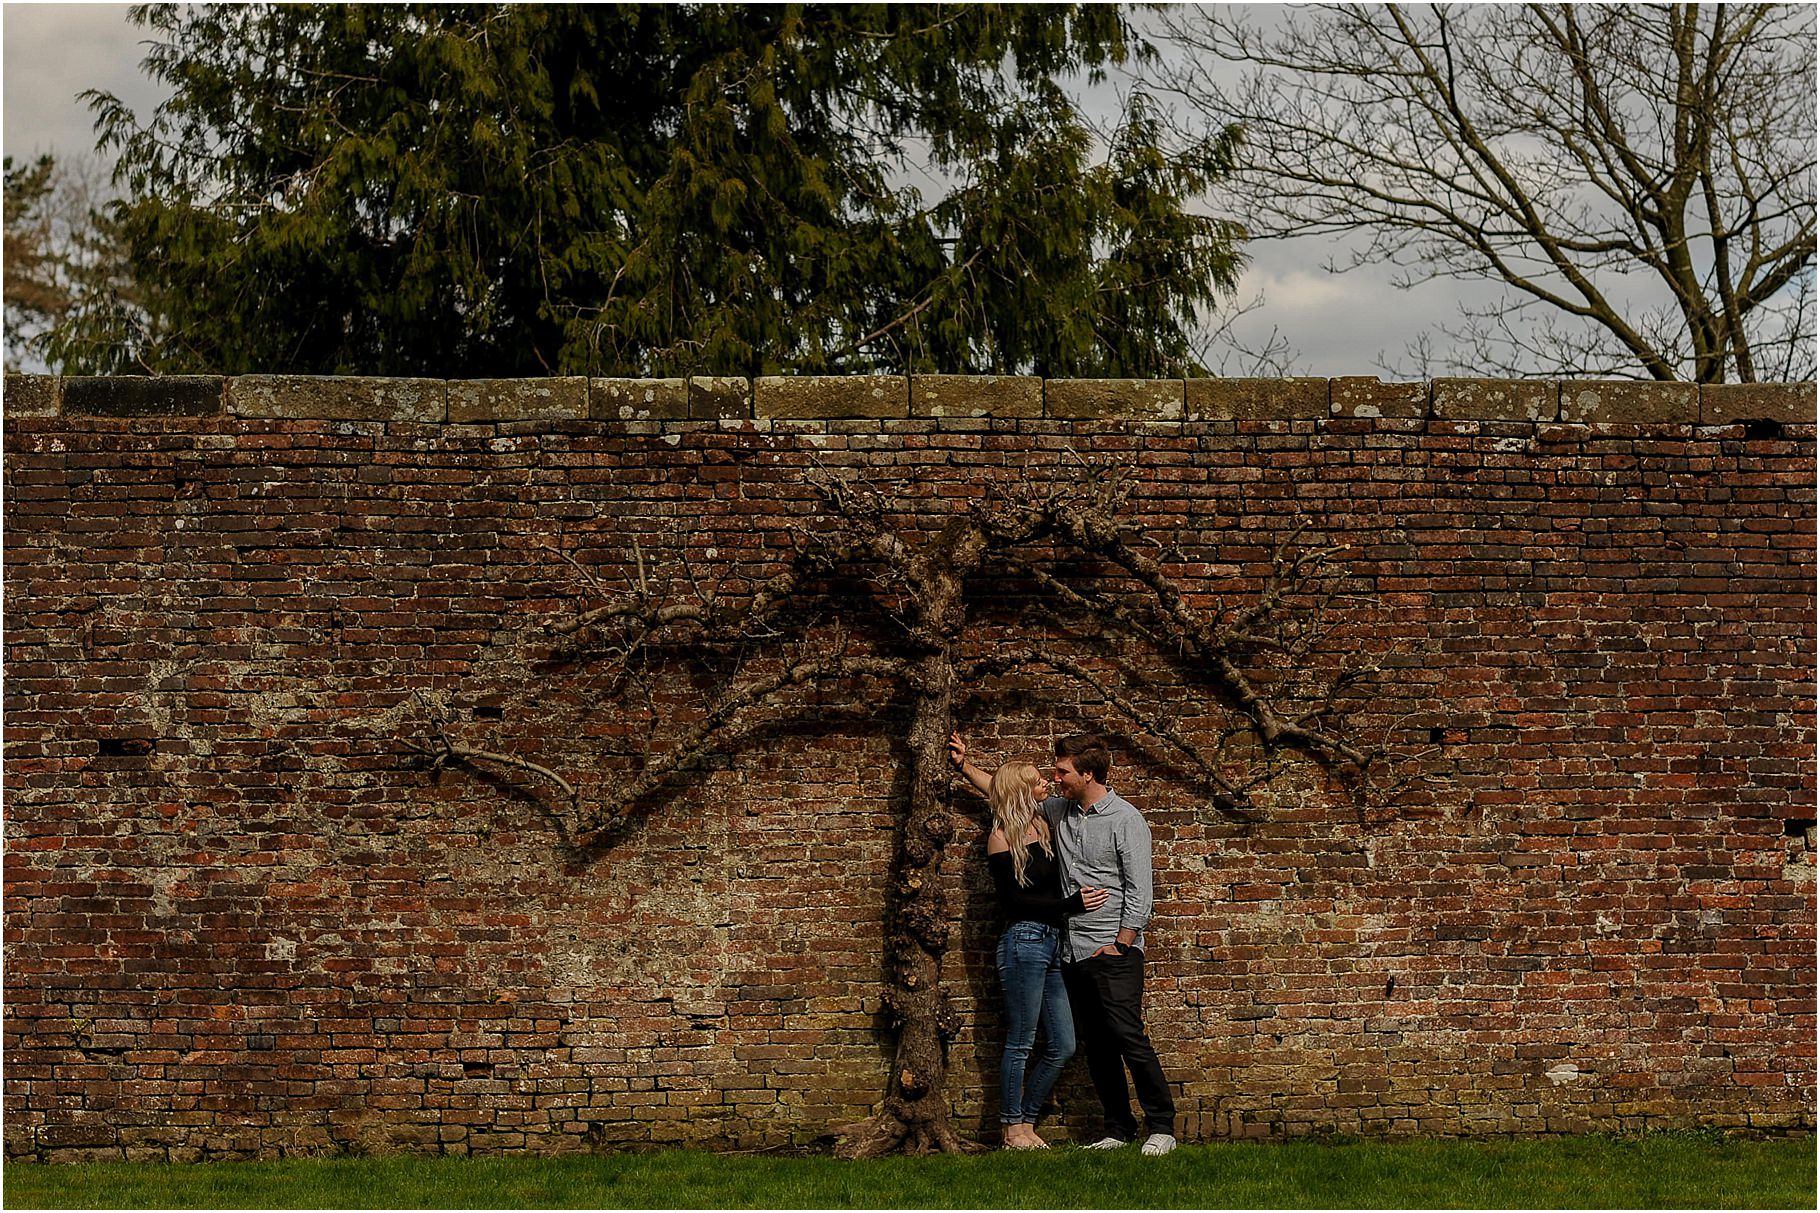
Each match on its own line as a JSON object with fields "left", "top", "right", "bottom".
{"left": 4, "top": 374, "right": 1814, "bottom": 1161}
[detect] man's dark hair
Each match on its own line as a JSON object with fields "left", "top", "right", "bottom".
{"left": 1054, "top": 733, "right": 1111, "bottom": 784}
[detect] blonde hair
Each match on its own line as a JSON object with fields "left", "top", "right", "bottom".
{"left": 989, "top": 762, "right": 1052, "bottom": 888}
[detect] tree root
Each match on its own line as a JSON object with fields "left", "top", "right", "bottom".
{"left": 834, "top": 1111, "right": 984, "bottom": 1159}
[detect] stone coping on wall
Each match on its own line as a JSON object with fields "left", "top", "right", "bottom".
{"left": 4, "top": 373, "right": 1815, "bottom": 427}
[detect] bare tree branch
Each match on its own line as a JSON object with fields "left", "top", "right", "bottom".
{"left": 1155, "top": 2, "right": 1816, "bottom": 381}
{"left": 576, "top": 651, "right": 908, "bottom": 848}
{"left": 402, "top": 690, "right": 580, "bottom": 806}
{"left": 1024, "top": 652, "right": 1261, "bottom": 822}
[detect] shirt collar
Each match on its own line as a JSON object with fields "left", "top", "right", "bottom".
{"left": 1075, "top": 788, "right": 1116, "bottom": 815}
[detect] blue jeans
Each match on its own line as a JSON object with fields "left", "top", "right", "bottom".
{"left": 995, "top": 921, "right": 1075, "bottom": 1124}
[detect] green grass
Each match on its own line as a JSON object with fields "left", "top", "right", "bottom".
{"left": 5, "top": 1132, "right": 1814, "bottom": 1209}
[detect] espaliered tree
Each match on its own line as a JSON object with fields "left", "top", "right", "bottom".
{"left": 411, "top": 465, "right": 1415, "bottom": 1156}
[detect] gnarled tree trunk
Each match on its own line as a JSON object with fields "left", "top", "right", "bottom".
{"left": 838, "top": 651, "right": 978, "bottom": 1156}
{"left": 838, "top": 528, "right": 986, "bottom": 1157}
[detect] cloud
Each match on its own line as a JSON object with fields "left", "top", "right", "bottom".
{"left": 3, "top": 3, "right": 163, "bottom": 164}
{"left": 1239, "top": 266, "right": 1360, "bottom": 313}
{"left": 1215, "top": 235, "right": 1527, "bottom": 377}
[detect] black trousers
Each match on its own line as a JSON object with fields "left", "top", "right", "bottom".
{"left": 1061, "top": 945, "right": 1176, "bottom": 1139}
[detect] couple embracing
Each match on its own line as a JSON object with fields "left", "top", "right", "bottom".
{"left": 951, "top": 730, "right": 1177, "bottom": 1157}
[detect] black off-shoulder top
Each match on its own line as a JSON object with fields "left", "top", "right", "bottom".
{"left": 988, "top": 840, "right": 1085, "bottom": 929}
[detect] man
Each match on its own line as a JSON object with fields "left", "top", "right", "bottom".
{"left": 951, "top": 730, "right": 1177, "bottom": 1157}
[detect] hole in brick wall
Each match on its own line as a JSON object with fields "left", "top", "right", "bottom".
{"left": 1784, "top": 821, "right": 1815, "bottom": 882}
{"left": 96, "top": 738, "right": 156, "bottom": 757}
{"left": 472, "top": 705, "right": 504, "bottom": 720}
{"left": 1742, "top": 418, "right": 1785, "bottom": 440}
{"left": 1428, "top": 727, "right": 1446, "bottom": 745}
{"left": 462, "top": 1060, "right": 494, "bottom": 1078}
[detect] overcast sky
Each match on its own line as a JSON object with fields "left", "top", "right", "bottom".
{"left": 2, "top": 1, "right": 1507, "bottom": 378}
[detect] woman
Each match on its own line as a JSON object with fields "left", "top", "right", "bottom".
{"left": 986, "top": 760, "right": 1107, "bottom": 1149}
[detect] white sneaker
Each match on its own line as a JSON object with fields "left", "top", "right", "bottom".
{"left": 1085, "top": 1136, "right": 1128, "bottom": 1149}
{"left": 1140, "top": 1133, "right": 1177, "bottom": 1156}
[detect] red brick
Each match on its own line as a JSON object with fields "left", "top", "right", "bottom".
{"left": 3, "top": 390, "right": 1812, "bottom": 1159}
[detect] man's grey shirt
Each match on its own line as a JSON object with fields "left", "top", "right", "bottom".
{"left": 1039, "top": 789, "right": 1153, "bottom": 962}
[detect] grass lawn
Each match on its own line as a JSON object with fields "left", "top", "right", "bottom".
{"left": 5, "top": 1131, "right": 1814, "bottom": 1209}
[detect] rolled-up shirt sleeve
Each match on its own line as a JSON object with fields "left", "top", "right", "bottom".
{"left": 1115, "top": 810, "right": 1153, "bottom": 933}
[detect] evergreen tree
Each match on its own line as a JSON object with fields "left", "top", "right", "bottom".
{"left": 72, "top": 3, "right": 1241, "bottom": 378}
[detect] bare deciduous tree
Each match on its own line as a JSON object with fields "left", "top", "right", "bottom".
{"left": 1157, "top": 3, "right": 1817, "bottom": 382}
{"left": 1, "top": 152, "right": 147, "bottom": 374}
{"left": 406, "top": 464, "right": 1427, "bottom": 1155}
